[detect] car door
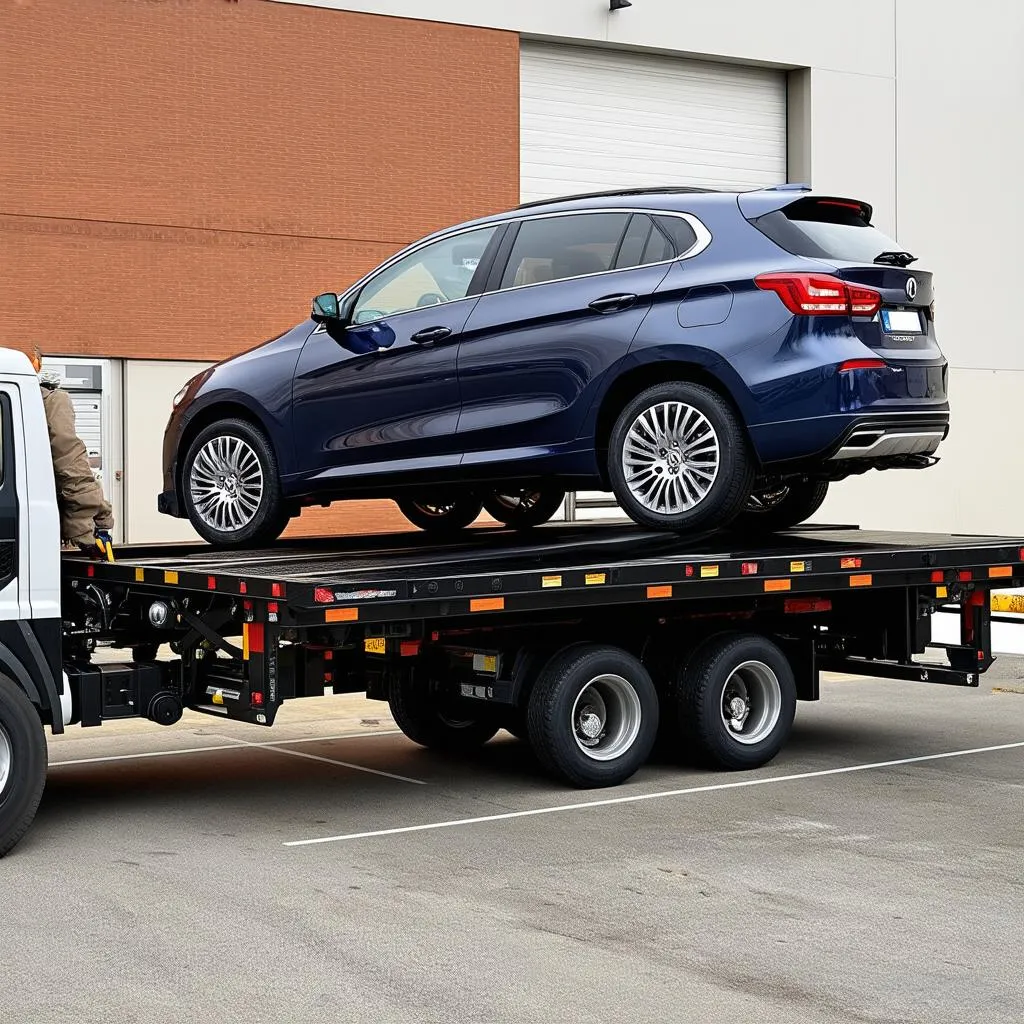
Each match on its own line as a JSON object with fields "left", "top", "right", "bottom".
{"left": 291, "top": 225, "right": 500, "bottom": 484}
{"left": 455, "top": 212, "right": 679, "bottom": 464}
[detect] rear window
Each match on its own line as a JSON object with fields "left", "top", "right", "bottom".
{"left": 752, "top": 197, "right": 902, "bottom": 263}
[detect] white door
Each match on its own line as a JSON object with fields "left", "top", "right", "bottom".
{"left": 123, "top": 359, "right": 212, "bottom": 543}
{"left": 520, "top": 42, "right": 787, "bottom": 518}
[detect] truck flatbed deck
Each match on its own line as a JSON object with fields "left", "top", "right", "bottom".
{"left": 64, "top": 522, "right": 1024, "bottom": 628}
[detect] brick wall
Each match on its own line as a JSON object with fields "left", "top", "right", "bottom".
{"left": 1, "top": 0, "right": 520, "bottom": 537}
{"left": 1, "top": 0, "right": 518, "bottom": 361}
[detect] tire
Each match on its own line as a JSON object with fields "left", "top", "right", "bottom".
{"left": 527, "top": 643, "right": 658, "bottom": 788}
{"left": 734, "top": 479, "right": 830, "bottom": 533}
{"left": 397, "top": 496, "right": 483, "bottom": 534}
{"left": 182, "top": 418, "right": 290, "bottom": 547}
{"left": 388, "top": 672, "right": 499, "bottom": 751}
{"left": 483, "top": 487, "right": 565, "bottom": 529}
{"left": 608, "top": 381, "right": 753, "bottom": 532}
{"left": 0, "top": 674, "right": 48, "bottom": 858}
{"left": 676, "top": 633, "right": 797, "bottom": 771}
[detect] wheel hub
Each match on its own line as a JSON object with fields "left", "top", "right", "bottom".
{"left": 725, "top": 694, "right": 749, "bottom": 731}
{"left": 719, "top": 661, "right": 783, "bottom": 745}
{"left": 570, "top": 675, "right": 643, "bottom": 761}
{"left": 577, "top": 705, "right": 605, "bottom": 743}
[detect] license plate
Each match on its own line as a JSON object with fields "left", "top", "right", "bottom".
{"left": 881, "top": 309, "right": 922, "bottom": 333}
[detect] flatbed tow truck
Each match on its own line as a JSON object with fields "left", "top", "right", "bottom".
{"left": 1, "top": 351, "right": 1022, "bottom": 855}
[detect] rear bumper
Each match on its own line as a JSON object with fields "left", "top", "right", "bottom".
{"left": 751, "top": 409, "right": 950, "bottom": 467}
{"left": 828, "top": 418, "right": 948, "bottom": 461}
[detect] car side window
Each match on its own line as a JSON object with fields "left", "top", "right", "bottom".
{"left": 351, "top": 226, "right": 498, "bottom": 325}
{"left": 499, "top": 213, "right": 630, "bottom": 289}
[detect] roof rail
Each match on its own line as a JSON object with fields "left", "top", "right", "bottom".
{"left": 516, "top": 185, "right": 719, "bottom": 210}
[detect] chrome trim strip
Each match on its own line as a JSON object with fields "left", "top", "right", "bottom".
{"left": 309, "top": 207, "right": 714, "bottom": 333}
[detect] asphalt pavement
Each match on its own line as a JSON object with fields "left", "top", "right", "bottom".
{"left": 3, "top": 665, "right": 1023, "bottom": 1024}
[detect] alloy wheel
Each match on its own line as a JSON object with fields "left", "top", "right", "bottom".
{"left": 189, "top": 435, "right": 264, "bottom": 533}
{"left": 622, "top": 401, "right": 721, "bottom": 514}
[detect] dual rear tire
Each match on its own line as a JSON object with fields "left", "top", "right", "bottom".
{"left": 387, "top": 633, "right": 796, "bottom": 789}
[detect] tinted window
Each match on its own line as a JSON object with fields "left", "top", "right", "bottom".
{"left": 500, "top": 213, "right": 630, "bottom": 288}
{"left": 614, "top": 215, "right": 653, "bottom": 270}
{"left": 641, "top": 224, "right": 675, "bottom": 265}
{"left": 654, "top": 215, "right": 699, "bottom": 256}
{"left": 352, "top": 226, "right": 497, "bottom": 324}
{"left": 752, "top": 198, "right": 902, "bottom": 263}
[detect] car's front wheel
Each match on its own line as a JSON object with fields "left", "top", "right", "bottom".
{"left": 734, "top": 479, "right": 830, "bottom": 533}
{"left": 483, "top": 487, "right": 565, "bottom": 529}
{"left": 397, "top": 496, "right": 483, "bottom": 534}
{"left": 182, "top": 418, "right": 290, "bottom": 547}
{"left": 608, "top": 382, "right": 753, "bottom": 532}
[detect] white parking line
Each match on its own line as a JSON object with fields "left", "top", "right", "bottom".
{"left": 221, "top": 737, "right": 425, "bottom": 785}
{"left": 284, "top": 740, "right": 1024, "bottom": 847}
{"left": 49, "top": 729, "right": 403, "bottom": 767}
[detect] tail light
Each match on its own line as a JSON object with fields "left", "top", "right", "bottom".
{"left": 838, "top": 359, "right": 886, "bottom": 372}
{"left": 755, "top": 273, "right": 882, "bottom": 317}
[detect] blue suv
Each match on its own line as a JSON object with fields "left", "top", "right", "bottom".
{"left": 160, "top": 185, "right": 948, "bottom": 545}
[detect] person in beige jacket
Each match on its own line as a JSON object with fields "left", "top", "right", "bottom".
{"left": 30, "top": 349, "right": 114, "bottom": 551}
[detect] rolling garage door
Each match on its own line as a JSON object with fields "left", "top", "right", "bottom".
{"left": 520, "top": 42, "right": 786, "bottom": 519}
{"left": 520, "top": 42, "right": 787, "bottom": 203}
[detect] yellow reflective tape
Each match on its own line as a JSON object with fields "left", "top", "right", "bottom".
{"left": 134, "top": 567, "right": 145, "bottom": 583}
{"left": 700, "top": 565, "right": 719, "bottom": 578}
{"left": 936, "top": 586, "right": 948, "bottom": 599}
{"left": 242, "top": 624, "right": 250, "bottom": 661}
{"left": 164, "top": 570, "right": 178, "bottom": 585}
{"left": 542, "top": 575, "right": 563, "bottom": 588}
{"left": 790, "top": 561, "right": 806, "bottom": 573}
{"left": 585, "top": 573, "right": 606, "bottom": 586}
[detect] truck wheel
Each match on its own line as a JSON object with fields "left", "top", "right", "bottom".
{"left": 608, "top": 382, "right": 753, "bottom": 533}
{"left": 734, "top": 480, "right": 829, "bottom": 533}
{"left": 483, "top": 487, "right": 565, "bottom": 529}
{"left": 0, "top": 674, "right": 47, "bottom": 858}
{"left": 388, "top": 674, "right": 499, "bottom": 751}
{"left": 527, "top": 644, "right": 658, "bottom": 788}
{"left": 397, "top": 497, "right": 483, "bottom": 534}
{"left": 183, "top": 418, "right": 290, "bottom": 547}
{"left": 676, "top": 633, "right": 796, "bottom": 770}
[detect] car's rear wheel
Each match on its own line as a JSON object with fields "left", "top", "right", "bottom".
{"left": 608, "top": 382, "right": 753, "bottom": 532}
{"left": 483, "top": 487, "right": 565, "bottom": 529}
{"left": 182, "top": 419, "right": 290, "bottom": 547}
{"left": 735, "top": 479, "right": 830, "bottom": 533}
{"left": 397, "top": 496, "right": 483, "bottom": 534}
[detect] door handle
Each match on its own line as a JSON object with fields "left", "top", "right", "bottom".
{"left": 589, "top": 293, "right": 638, "bottom": 313}
{"left": 410, "top": 326, "right": 453, "bottom": 345}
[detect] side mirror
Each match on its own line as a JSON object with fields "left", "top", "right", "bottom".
{"left": 311, "top": 292, "right": 341, "bottom": 323}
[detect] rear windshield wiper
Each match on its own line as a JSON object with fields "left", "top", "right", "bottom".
{"left": 873, "top": 250, "right": 918, "bottom": 267}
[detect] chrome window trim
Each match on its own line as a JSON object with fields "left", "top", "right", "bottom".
{"left": 310, "top": 207, "right": 714, "bottom": 333}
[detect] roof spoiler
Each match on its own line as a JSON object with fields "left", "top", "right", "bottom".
{"left": 738, "top": 186, "right": 873, "bottom": 222}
